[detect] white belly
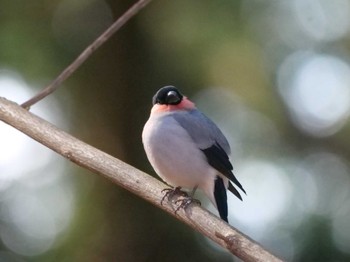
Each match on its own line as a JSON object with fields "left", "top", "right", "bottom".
{"left": 142, "top": 114, "right": 216, "bottom": 190}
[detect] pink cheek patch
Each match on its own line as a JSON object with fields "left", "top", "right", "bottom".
{"left": 178, "top": 98, "right": 195, "bottom": 110}
{"left": 151, "top": 104, "right": 169, "bottom": 113}
{"left": 151, "top": 97, "right": 196, "bottom": 114}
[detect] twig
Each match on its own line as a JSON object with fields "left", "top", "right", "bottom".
{"left": 21, "top": 0, "right": 152, "bottom": 109}
{"left": 0, "top": 97, "right": 284, "bottom": 262}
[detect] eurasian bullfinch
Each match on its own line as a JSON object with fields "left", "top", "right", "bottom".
{"left": 142, "top": 86, "right": 246, "bottom": 222}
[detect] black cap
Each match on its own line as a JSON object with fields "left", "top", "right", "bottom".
{"left": 152, "top": 86, "right": 183, "bottom": 105}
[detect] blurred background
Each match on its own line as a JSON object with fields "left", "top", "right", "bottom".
{"left": 1, "top": 0, "right": 350, "bottom": 261}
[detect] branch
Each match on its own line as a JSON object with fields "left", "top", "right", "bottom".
{"left": 0, "top": 97, "right": 283, "bottom": 262}
{"left": 20, "top": 0, "right": 152, "bottom": 109}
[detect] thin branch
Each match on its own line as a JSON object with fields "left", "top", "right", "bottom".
{"left": 0, "top": 97, "right": 284, "bottom": 262}
{"left": 21, "top": 0, "right": 152, "bottom": 109}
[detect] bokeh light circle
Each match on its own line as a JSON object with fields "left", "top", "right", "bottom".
{"left": 278, "top": 52, "right": 350, "bottom": 137}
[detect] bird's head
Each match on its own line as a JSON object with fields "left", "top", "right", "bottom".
{"left": 152, "top": 86, "right": 183, "bottom": 105}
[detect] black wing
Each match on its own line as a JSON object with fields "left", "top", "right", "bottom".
{"left": 201, "top": 143, "right": 246, "bottom": 200}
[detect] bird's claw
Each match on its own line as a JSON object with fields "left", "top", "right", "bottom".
{"left": 161, "top": 187, "right": 201, "bottom": 216}
{"left": 174, "top": 197, "right": 201, "bottom": 215}
{"left": 161, "top": 187, "right": 188, "bottom": 206}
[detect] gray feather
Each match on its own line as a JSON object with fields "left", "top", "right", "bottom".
{"left": 172, "top": 109, "right": 231, "bottom": 154}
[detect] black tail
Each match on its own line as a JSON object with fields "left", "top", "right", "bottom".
{"left": 214, "top": 176, "right": 228, "bottom": 222}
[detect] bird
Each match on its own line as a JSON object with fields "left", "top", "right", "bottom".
{"left": 142, "top": 86, "right": 246, "bottom": 223}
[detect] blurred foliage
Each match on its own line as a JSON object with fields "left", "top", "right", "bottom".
{"left": 1, "top": 0, "right": 350, "bottom": 261}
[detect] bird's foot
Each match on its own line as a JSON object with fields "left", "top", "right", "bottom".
{"left": 161, "top": 187, "right": 188, "bottom": 206}
{"left": 174, "top": 197, "right": 201, "bottom": 215}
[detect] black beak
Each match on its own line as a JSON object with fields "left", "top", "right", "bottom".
{"left": 167, "top": 91, "right": 181, "bottom": 104}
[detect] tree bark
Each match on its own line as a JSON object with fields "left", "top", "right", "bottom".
{"left": 0, "top": 97, "right": 283, "bottom": 262}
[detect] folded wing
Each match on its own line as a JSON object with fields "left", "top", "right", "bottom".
{"left": 172, "top": 109, "right": 246, "bottom": 199}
